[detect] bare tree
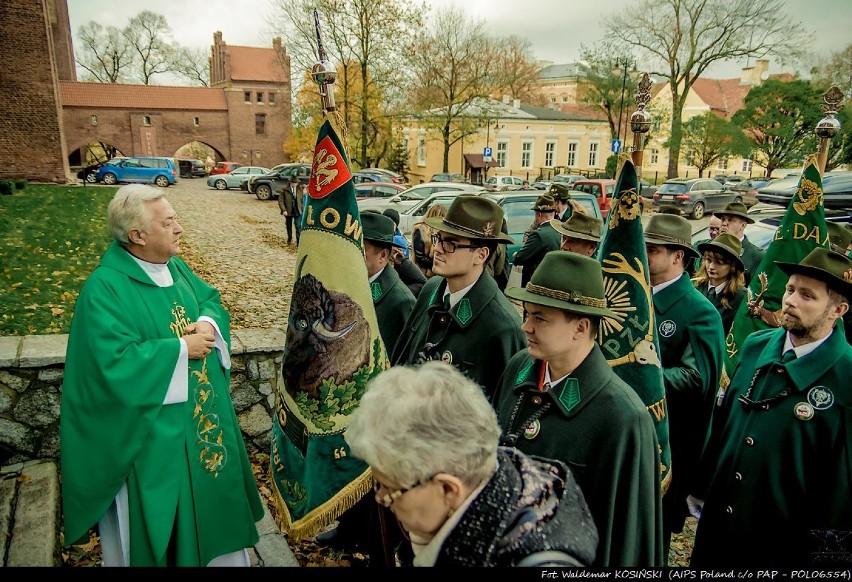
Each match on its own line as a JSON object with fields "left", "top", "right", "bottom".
{"left": 406, "top": 6, "right": 494, "bottom": 172}
{"left": 75, "top": 21, "right": 133, "bottom": 83}
{"left": 490, "top": 35, "right": 545, "bottom": 106}
{"left": 605, "top": 0, "right": 810, "bottom": 178}
{"left": 577, "top": 42, "right": 637, "bottom": 139}
{"left": 123, "top": 11, "right": 175, "bottom": 85}
{"left": 171, "top": 46, "right": 210, "bottom": 87}
{"left": 810, "top": 43, "right": 852, "bottom": 99}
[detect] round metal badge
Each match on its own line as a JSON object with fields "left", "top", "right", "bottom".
{"left": 523, "top": 419, "right": 541, "bottom": 440}
{"left": 807, "top": 386, "right": 834, "bottom": 410}
{"left": 441, "top": 351, "right": 453, "bottom": 364}
{"left": 794, "top": 402, "right": 814, "bottom": 421}
{"left": 659, "top": 320, "right": 676, "bottom": 338}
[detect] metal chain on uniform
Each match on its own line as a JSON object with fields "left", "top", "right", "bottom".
{"left": 737, "top": 355, "right": 793, "bottom": 411}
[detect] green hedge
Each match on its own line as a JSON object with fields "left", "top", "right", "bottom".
{"left": 15, "top": 179, "right": 27, "bottom": 190}
{"left": 0, "top": 180, "right": 13, "bottom": 196}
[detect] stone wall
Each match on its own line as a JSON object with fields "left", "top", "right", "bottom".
{"left": 0, "top": 328, "right": 285, "bottom": 465}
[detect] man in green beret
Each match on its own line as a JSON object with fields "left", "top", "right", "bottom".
{"left": 644, "top": 213, "right": 725, "bottom": 557}
{"left": 553, "top": 212, "right": 602, "bottom": 258}
{"left": 494, "top": 251, "right": 664, "bottom": 567}
{"left": 549, "top": 183, "right": 573, "bottom": 221}
{"left": 715, "top": 202, "right": 764, "bottom": 285}
{"left": 513, "top": 194, "right": 561, "bottom": 288}
{"left": 392, "top": 195, "right": 527, "bottom": 400}
{"left": 691, "top": 247, "right": 852, "bottom": 567}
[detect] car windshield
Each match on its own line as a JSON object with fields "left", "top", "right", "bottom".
{"left": 658, "top": 183, "right": 689, "bottom": 194}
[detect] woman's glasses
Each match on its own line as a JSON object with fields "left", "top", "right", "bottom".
{"left": 373, "top": 475, "right": 436, "bottom": 508}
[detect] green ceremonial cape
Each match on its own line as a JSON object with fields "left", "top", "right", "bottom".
{"left": 597, "top": 155, "right": 672, "bottom": 495}
{"left": 271, "top": 120, "right": 388, "bottom": 541}
{"left": 722, "top": 157, "right": 829, "bottom": 391}
{"left": 61, "top": 242, "right": 263, "bottom": 566}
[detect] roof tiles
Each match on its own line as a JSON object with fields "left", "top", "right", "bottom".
{"left": 60, "top": 81, "right": 228, "bottom": 110}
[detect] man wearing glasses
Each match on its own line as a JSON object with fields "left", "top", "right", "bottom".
{"left": 391, "top": 195, "right": 527, "bottom": 401}
{"left": 690, "top": 248, "right": 852, "bottom": 567}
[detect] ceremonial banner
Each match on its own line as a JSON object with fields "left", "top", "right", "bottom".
{"left": 271, "top": 119, "right": 389, "bottom": 540}
{"left": 722, "top": 156, "right": 828, "bottom": 388}
{"left": 597, "top": 154, "right": 672, "bottom": 493}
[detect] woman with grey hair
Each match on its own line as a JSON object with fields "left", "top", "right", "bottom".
{"left": 345, "top": 361, "right": 598, "bottom": 567}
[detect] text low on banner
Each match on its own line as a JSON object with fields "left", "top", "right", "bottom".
{"left": 270, "top": 119, "right": 390, "bottom": 541}
{"left": 597, "top": 154, "right": 672, "bottom": 493}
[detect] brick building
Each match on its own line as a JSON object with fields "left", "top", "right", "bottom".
{"left": 0, "top": 0, "right": 292, "bottom": 184}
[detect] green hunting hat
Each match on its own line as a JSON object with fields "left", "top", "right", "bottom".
{"left": 657, "top": 204, "right": 682, "bottom": 215}
{"left": 361, "top": 211, "right": 402, "bottom": 248}
{"left": 776, "top": 247, "right": 852, "bottom": 300}
{"left": 827, "top": 222, "right": 852, "bottom": 255}
{"left": 532, "top": 194, "right": 557, "bottom": 212}
{"left": 713, "top": 201, "right": 754, "bottom": 224}
{"left": 506, "top": 251, "right": 615, "bottom": 318}
{"left": 697, "top": 233, "right": 744, "bottom": 271}
{"left": 425, "top": 194, "right": 514, "bottom": 243}
{"left": 644, "top": 213, "right": 700, "bottom": 259}
{"left": 552, "top": 212, "right": 602, "bottom": 243}
{"left": 548, "top": 183, "right": 572, "bottom": 201}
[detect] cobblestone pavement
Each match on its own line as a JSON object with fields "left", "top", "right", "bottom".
{"left": 167, "top": 177, "right": 296, "bottom": 331}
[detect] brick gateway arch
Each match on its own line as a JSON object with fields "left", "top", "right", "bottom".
{"left": 0, "top": 1, "right": 293, "bottom": 183}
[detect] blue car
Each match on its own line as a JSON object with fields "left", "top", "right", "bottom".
{"left": 96, "top": 156, "right": 178, "bottom": 187}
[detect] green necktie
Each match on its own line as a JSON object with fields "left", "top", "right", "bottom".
{"left": 780, "top": 350, "right": 797, "bottom": 364}
{"left": 443, "top": 295, "right": 451, "bottom": 311}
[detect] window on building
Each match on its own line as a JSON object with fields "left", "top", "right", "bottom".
{"left": 193, "top": 117, "right": 200, "bottom": 127}
{"left": 244, "top": 91, "right": 251, "bottom": 103}
{"left": 90, "top": 115, "right": 97, "bottom": 126}
{"left": 496, "top": 140, "right": 509, "bottom": 167}
{"left": 741, "top": 158, "right": 753, "bottom": 173}
{"left": 588, "top": 142, "right": 599, "bottom": 167}
{"left": 521, "top": 141, "right": 533, "bottom": 168}
{"left": 717, "top": 158, "right": 729, "bottom": 170}
{"left": 544, "top": 141, "right": 556, "bottom": 167}
{"left": 567, "top": 142, "right": 578, "bottom": 167}
{"left": 417, "top": 136, "right": 426, "bottom": 166}
{"left": 142, "top": 115, "right": 151, "bottom": 126}
{"left": 257, "top": 92, "right": 264, "bottom": 103}
{"left": 550, "top": 96, "right": 556, "bottom": 104}
{"left": 255, "top": 114, "right": 267, "bottom": 135}
{"left": 268, "top": 93, "right": 276, "bottom": 105}
{"left": 649, "top": 148, "right": 659, "bottom": 165}
{"left": 561, "top": 95, "right": 569, "bottom": 103}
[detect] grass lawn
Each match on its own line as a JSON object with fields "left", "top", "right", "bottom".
{"left": 0, "top": 184, "right": 116, "bottom": 336}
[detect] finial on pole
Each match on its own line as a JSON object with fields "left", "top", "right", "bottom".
{"left": 815, "top": 86, "right": 843, "bottom": 176}
{"left": 629, "top": 73, "right": 653, "bottom": 173}
{"left": 311, "top": 10, "right": 337, "bottom": 113}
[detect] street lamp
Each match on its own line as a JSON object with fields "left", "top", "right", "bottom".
{"left": 614, "top": 56, "right": 635, "bottom": 153}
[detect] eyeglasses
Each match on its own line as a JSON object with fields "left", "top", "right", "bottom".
{"left": 373, "top": 474, "right": 436, "bottom": 508}
{"left": 431, "top": 233, "right": 479, "bottom": 254}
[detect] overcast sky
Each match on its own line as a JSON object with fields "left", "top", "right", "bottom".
{"left": 66, "top": 0, "right": 851, "bottom": 82}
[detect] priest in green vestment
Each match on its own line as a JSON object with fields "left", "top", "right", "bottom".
{"left": 61, "top": 185, "right": 264, "bottom": 567}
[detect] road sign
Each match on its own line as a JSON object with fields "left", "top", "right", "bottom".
{"left": 611, "top": 139, "right": 622, "bottom": 154}
{"left": 483, "top": 146, "right": 493, "bottom": 162}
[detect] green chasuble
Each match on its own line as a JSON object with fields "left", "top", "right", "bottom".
{"left": 61, "top": 241, "right": 264, "bottom": 566}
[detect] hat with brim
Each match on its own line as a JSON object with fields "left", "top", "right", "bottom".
{"left": 552, "top": 212, "right": 602, "bottom": 243}
{"left": 827, "top": 222, "right": 852, "bottom": 255}
{"left": 533, "top": 194, "right": 557, "bottom": 212}
{"left": 697, "top": 233, "right": 744, "bottom": 271}
{"left": 506, "top": 251, "right": 615, "bottom": 318}
{"left": 776, "top": 247, "right": 852, "bottom": 300}
{"left": 548, "top": 183, "right": 572, "bottom": 202}
{"left": 361, "top": 211, "right": 403, "bottom": 248}
{"left": 644, "top": 213, "right": 700, "bottom": 259}
{"left": 425, "top": 194, "right": 514, "bottom": 243}
{"left": 713, "top": 201, "right": 754, "bottom": 224}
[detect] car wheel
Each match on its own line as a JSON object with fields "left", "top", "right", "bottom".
{"left": 215, "top": 179, "right": 227, "bottom": 190}
{"left": 85, "top": 172, "right": 98, "bottom": 184}
{"left": 102, "top": 173, "right": 117, "bottom": 185}
{"left": 255, "top": 184, "right": 272, "bottom": 200}
{"left": 154, "top": 175, "right": 170, "bottom": 188}
{"left": 690, "top": 201, "right": 705, "bottom": 220}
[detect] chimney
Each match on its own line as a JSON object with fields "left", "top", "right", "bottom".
{"left": 741, "top": 59, "right": 770, "bottom": 85}
{"left": 502, "top": 95, "right": 510, "bottom": 104}
{"left": 513, "top": 98, "right": 520, "bottom": 109}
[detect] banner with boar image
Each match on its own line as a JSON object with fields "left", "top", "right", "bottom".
{"left": 271, "top": 119, "right": 388, "bottom": 541}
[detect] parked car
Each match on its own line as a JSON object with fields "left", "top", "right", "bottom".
{"left": 756, "top": 171, "right": 852, "bottom": 210}
{"left": 430, "top": 172, "right": 466, "bottom": 183}
{"left": 552, "top": 174, "right": 584, "bottom": 186}
{"left": 723, "top": 175, "right": 745, "bottom": 185}
{"left": 730, "top": 177, "right": 772, "bottom": 208}
{"left": 209, "top": 161, "right": 241, "bottom": 176}
{"left": 352, "top": 171, "right": 385, "bottom": 184}
{"left": 532, "top": 180, "right": 552, "bottom": 190}
{"left": 358, "top": 182, "right": 484, "bottom": 213}
{"left": 354, "top": 182, "right": 406, "bottom": 200}
{"left": 246, "top": 163, "right": 312, "bottom": 200}
{"left": 360, "top": 167, "right": 406, "bottom": 184}
{"left": 571, "top": 178, "right": 618, "bottom": 219}
{"left": 652, "top": 177, "right": 741, "bottom": 219}
{"left": 397, "top": 192, "right": 468, "bottom": 239}
{"left": 207, "top": 166, "right": 271, "bottom": 190}
{"left": 484, "top": 175, "right": 525, "bottom": 192}
{"left": 177, "top": 158, "right": 207, "bottom": 178}
{"left": 95, "top": 156, "right": 178, "bottom": 187}
{"left": 76, "top": 157, "right": 124, "bottom": 183}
